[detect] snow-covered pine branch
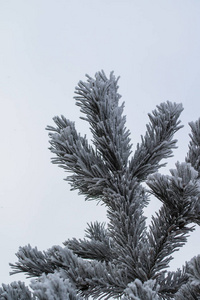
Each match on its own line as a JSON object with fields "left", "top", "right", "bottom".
{"left": 186, "top": 119, "right": 200, "bottom": 178}
{"left": 74, "top": 71, "right": 132, "bottom": 173}
{"left": 128, "top": 101, "right": 183, "bottom": 181}
{"left": 2, "top": 71, "right": 200, "bottom": 299}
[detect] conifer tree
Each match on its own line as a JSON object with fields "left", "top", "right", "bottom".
{"left": 1, "top": 71, "right": 200, "bottom": 299}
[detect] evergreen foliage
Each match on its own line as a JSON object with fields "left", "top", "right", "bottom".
{"left": 1, "top": 71, "right": 200, "bottom": 299}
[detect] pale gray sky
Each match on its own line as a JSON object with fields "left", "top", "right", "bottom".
{"left": 1, "top": 0, "right": 200, "bottom": 285}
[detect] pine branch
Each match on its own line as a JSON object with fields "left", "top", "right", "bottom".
{"left": 84, "top": 221, "right": 107, "bottom": 241}
{"left": 144, "top": 162, "right": 200, "bottom": 280}
{"left": 10, "top": 243, "right": 128, "bottom": 298}
{"left": 147, "top": 162, "right": 200, "bottom": 224}
{"left": 158, "top": 267, "right": 188, "bottom": 299}
{"left": 47, "top": 116, "right": 110, "bottom": 200}
{"left": 174, "top": 283, "right": 200, "bottom": 300}
{"left": 186, "top": 118, "right": 200, "bottom": 178}
{"left": 129, "top": 101, "right": 183, "bottom": 181}
{"left": 4, "top": 71, "right": 200, "bottom": 299}
{"left": 65, "top": 238, "right": 112, "bottom": 263}
{"left": 143, "top": 205, "right": 194, "bottom": 280}
{"left": 47, "top": 246, "right": 128, "bottom": 298}
{"left": 122, "top": 279, "right": 160, "bottom": 300}
{"left": 0, "top": 281, "right": 35, "bottom": 300}
{"left": 30, "top": 272, "right": 82, "bottom": 300}
{"left": 64, "top": 222, "right": 113, "bottom": 262}
{"left": 187, "top": 255, "right": 200, "bottom": 286}
{"left": 74, "top": 71, "right": 132, "bottom": 173}
{"left": 9, "top": 245, "right": 55, "bottom": 278}
{"left": 105, "top": 180, "right": 148, "bottom": 282}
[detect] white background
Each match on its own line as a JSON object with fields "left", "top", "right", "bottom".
{"left": 1, "top": 0, "right": 200, "bottom": 285}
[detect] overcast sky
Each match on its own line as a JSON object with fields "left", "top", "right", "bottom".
{"left": 1, "top": 0, "right": 200, "bottom": 285}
